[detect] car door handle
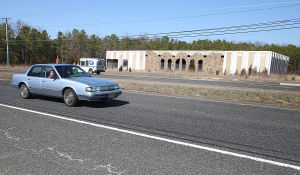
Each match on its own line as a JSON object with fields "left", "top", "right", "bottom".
{"left": 28, "top": 78, "right": 30, "bottom": 80}
{"left": 42, "top": 80, "right": 46, "bottom": 82}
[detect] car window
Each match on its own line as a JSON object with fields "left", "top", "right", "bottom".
{"left": 27, "top": 66, "right": 44, "bottom": 77}
{"left": 80, "top": 61, "right": 85, "bottom": 66}
{"left": 45, "top": 66, "right": 58, "bottom": 79}
{"left": 55, "top": 65, "right": 91, "bottom": 78}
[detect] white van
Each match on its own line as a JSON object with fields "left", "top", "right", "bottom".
{"left": 78, "top": 58, "right": 105, "bottom": 74}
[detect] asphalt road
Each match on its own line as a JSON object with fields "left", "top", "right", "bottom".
{"left": 0, "top": 80, "right": 299, "bottom": 174}
{"left": 1, "top": 69, "right": 300, "bottom": 91}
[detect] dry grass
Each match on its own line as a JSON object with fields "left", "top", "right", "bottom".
{"left": 0, "top": 72, "right": 14, "bottom": 79}
{"left": 105, "top": 69, "right": 300, "bottom": 84}
{"left": 0, "top": 64, "right": 30, "bottom": 70}
{"left": 1, "top": 65, "right": 299, "bottom": 84}
{"left": 106, "top": 78, "right": 300, "bottom": 107}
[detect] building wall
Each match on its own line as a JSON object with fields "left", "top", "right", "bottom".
{"left": 106, "top": 50, "right": 289, "bottom": 75}
{"left": 144, "top": 50, "right": 224, "bottom": 74}
{"left": 222, "top": 51, "right": 289, "bottom": 75}
{"left": 270, "top": 52, "right": 289, "bottom": 74}
{"left": 106, "top": 51, "right": 146, "bottom": 70}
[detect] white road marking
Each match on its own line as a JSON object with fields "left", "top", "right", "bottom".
{"left": 280, "top": 83, "right": 300, "bottom": 87}
{"left": 0, "top": 103, "right": 299, "bottom": 171}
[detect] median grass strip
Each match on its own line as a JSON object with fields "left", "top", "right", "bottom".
{"left": 1, "top": 72, "right": 299, "bottom": 107}
{"left": 0, "top": 72, "right": 14, "bottom": 80}
{"left": 107, "top": 78, "right": 300, "bottom": 107}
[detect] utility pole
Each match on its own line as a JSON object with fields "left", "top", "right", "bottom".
{"left": 2, "top": 17, "right": 11, "bottom": 67}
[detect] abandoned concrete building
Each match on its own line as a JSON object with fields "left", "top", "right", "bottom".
{"left": 106, "top": 50, "right": 289, "bottom": 75}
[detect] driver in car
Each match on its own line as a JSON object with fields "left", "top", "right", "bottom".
{"left": 48, "top": 70, "right": 55, "bottom": 79}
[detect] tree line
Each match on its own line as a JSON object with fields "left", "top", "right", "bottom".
{"left": 0, "top": 21, "right": 299, "bottom": 74}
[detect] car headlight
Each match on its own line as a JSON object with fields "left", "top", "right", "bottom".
{"left": 86, "top": 87, "right": 97, "bottom": 92}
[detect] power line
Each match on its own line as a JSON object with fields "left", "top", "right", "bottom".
{"left": 46, "top": 3, "right": 300, "bottom": 28}
{"left": 9, "top": 18, "right": 300, "bottom": 41}
{"left": 1, "top": 18, "right": 300, "bottom": 44}
{"left": 6, "top": 17, "right": 300, "bottom": 43}
{"left": 128, "top": 18, "right": 300, "bottom": 38}
{"left": 172, "top": 26, "right": 300, "bottom": 39}
{"left": 154, "top": 22, "right": 300, "bottom": 38}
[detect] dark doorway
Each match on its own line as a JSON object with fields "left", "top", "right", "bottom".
{"left": 198, "top": 60, "right": 203, "bottom": 71}
{"left": 168, "top": 59, "right": 172, "bottom": 70}
{"left": 182, "top": 59, "right": 186, "bottom": 71}
{"left": 175, "top": 59, "right": 180, "bottom": 70}
{"left": 160, "top": 59, "right": 165, "bottom": 70}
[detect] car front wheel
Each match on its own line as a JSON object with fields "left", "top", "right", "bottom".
{"left": 64, "top": 88, "right": 78, "bottom": 107}
{"left": 19, "top": 84, "right": 31, "bottom": 99}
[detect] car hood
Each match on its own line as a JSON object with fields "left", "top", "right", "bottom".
{"left": 68, "top": 77, "right": 118, "bottom": 87}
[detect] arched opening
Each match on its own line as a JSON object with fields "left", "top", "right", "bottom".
{"left": 182, "top": 59, "right": 186, "bottom": 71}
{"left": 189, "top": 60, "right": 195, "bottom": 71}
{"left": 160, "top": 59, "right": 165, "bottom": 70}
{"left": 198, "top": 60, "right": 203, "bottom": 71}
{"left": 168, "top": 59, "right": 172, "bottom": 70}
{"left": 175, "top": 59, "right": 180, "bottom": 70}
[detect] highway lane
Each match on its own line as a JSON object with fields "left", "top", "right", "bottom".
{"left": 1, "top": 69, "right": 300, "bottom": 91}
{"left": 1, "top": 106, "right": 299, "bottom": 174}
{"left": 0, "top": 80, "right": 300, "bottom": 174}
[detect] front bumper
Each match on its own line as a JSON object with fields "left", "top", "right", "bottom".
{"left": 78, "top": 89, "right": 122, "bottom": 101}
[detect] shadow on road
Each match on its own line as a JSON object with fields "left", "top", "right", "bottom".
{"left": 31, "top": 95, "right": 129, "bottom": 108}
{"left": 78, "top": 99, "right": 129, "bottom": 108}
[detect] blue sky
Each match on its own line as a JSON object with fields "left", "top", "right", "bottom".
{"left": 1, "top": 0, "right": 300, "bottom": 45}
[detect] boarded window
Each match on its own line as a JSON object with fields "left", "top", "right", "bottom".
{"left": 107, "top": 59, "right": 118, "bottom": 69}
{"left": 189, "top": 60, "right": 195, "bottom": 71}
{"left": 123, "top": 59, "right": 128, "bottom": 68}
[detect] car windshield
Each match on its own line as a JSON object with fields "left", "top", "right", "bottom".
{"left": 55, "top": 65, "right": 91, "bottom": 78}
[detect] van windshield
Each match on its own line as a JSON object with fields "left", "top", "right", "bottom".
{"left": 97, "top": 60, "right": 104, "bottom": 66}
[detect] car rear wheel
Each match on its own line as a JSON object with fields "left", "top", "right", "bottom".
{"left": 19, "top": 84, "right": 31, "bottom": 99}
{"left": 88, "top": 69, "right": 93, "bottom": 75}
{"left": 64, "top": 88, "right": 78, "bottom": 107}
